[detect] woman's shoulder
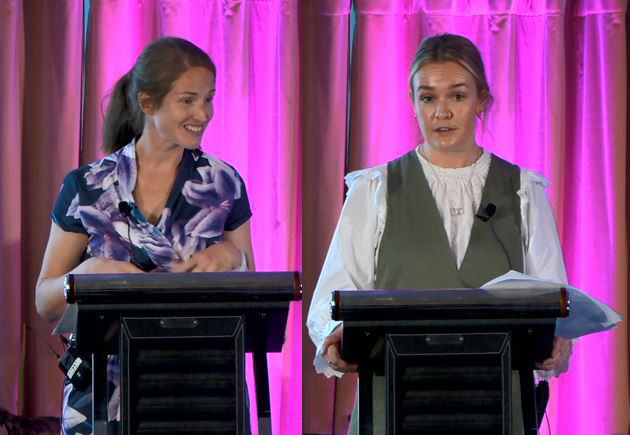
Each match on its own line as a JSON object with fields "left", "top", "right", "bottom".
{"left": 342, "top": 165, "right": 389, "bottom": 216}
{"left": 52, "top": 151, "right": 125, "bottom": 232}
{"left": 64, "top": 146, "right": 128, "bottom": 189}
{"left": 519, "top": 168, "right": 550, "bottom": 188}
{"left": 183, "top": 149, "right": 248, "bottom": 202}
{"left": 487, "top": 153, "right": 551, "bottom": 189}
{"left": 345, "top": 164, "right": 388, "bottom": 191}
{"left": 192, "top": 149, "right": 244, "bottom": 178}
{"left": 78, "top": 150, "right": 126, "bottom": 194}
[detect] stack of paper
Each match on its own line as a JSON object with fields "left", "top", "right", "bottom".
{"left": 482, "top": 271, "right": 623, "bottom": 339}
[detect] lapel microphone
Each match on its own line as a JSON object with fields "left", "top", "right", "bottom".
{"left": 476, "top": 203, "right": 496, "bottom": 222}
{"left": 118, "top": 201, "right": 138, "bottom": 224}
{"left": 118, "top": 201, "right": 142, "bottom": 268}
{"left": 476, "top": 202, "right": 513, "bottom": 270}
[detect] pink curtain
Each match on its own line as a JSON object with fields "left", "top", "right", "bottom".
{"left": 0, "top": 1, "right": 301, "bottom": 434}
{"left": 301, "top": 1, "right": 359, "bottom": 434}
{"left": 302, "top": 0, "right": 629, "bottom": 433}
{"left": 0, "top": 0, "right": 26, "bottom": 418}
{"left": 0, "top": 0, "right": 84, "bottom": 421}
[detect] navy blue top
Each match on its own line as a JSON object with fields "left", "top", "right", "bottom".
{"left": 53, "top": 142, "right": 252, "bottom": 433}
{"left": 52, "top": 141, "right": 251, "bottom": 271}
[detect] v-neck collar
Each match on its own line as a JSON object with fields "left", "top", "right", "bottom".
{"left": 114, "top": 140, "right": 198, "bottom": 231}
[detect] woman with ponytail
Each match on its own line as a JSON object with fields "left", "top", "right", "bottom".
{"left": 36, "top": 37, "right": 254, "bottom": 434}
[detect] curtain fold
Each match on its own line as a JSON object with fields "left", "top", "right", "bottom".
{"left": 348, "top": 0, "right": 423, "bottom": 170}
{"left": 302, "top": 0, "right": 629, "bottom": 433}
{"left": 21, "top": 0, "right": 84, "bottom": 419}
{"left": 558, "top": 4, "right": 628, "bottom": 433}
{"left": 301, "top": 1, "right": 357, "bottom": 433}
{"left": 0, "top": 0, "right": 25, "bottom": 416}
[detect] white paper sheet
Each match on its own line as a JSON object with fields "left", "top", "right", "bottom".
{"left": 482, "top": 271, "right": 624, "bottom": 339}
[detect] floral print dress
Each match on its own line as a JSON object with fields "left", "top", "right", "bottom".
{"left": 52, "top": 141, "right": 251, "bottom": 434}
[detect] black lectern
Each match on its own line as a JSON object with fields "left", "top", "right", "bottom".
{"left": 331, "top": 288, "right": 569, "bottom": 435}
{"left": 64, "top": 271, "right": 301, "bottom": 435}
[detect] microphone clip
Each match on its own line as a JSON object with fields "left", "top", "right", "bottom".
{"left": 476, "top": 203, "right": 496, "bottom": 222}
{"left": 118, "top": 201, "right": 138, "bottom": 225}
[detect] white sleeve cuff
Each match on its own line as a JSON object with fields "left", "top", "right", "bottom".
{"left": 313, "top": 322, "right": 344, "bottom": 378}
{"left": 233, "top": 250, "right": 248, "bottom": 271}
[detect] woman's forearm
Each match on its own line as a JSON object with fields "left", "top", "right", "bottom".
{"left": 35, "top": 259, "right": 95, "bottom": 323}
{"left": 36, "top": 275, "right": 72, "bottom": 323}
{"left": 36, "top": 257, "right": 144, "bottom": 323}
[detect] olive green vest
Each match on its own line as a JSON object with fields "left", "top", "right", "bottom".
{"left": 375, "top": 150, "right": 523, "bottom": 289}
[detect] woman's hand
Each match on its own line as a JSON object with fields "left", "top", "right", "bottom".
{"left": 36, "top": 223, "right": 145, "bottom": 322}
{"left": 170, "top": 241, "right": 243, "bottom": 273}
{"left": 536, "top": 336, "right": 573, "bottom": 372}
{"left": 80, "top": 257, "right": 145, "bottom": 274}
{"left": 321, "top": 326, "right": 358, "bottom": 373}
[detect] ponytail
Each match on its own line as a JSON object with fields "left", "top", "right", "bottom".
{"left": 102, "top": 37, "right": 216, "bottom": 154}
{"left": 102, "top": 71, "right": 141, "bottom": 154}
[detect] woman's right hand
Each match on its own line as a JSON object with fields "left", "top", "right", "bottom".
{"left": 321, "top": 326, "right": 358, "bottom": 373}
{"left": 80, "top": 257, "right": 144, "bottom": 274}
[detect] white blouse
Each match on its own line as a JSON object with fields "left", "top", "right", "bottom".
{"left": 307, "top": 147, "right": 569, "bottom": 378}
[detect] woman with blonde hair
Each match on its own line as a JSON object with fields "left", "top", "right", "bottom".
{"left": 307, "top": 33, "right": 572, "bottom": 434}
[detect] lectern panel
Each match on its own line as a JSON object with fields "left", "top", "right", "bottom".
{"left": 120, "top": 316, "right": 246, "bottom": 435}
{"left": 386, "top": 333, "right": 511, "bottom": 435}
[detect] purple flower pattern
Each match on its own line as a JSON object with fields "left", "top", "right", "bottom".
{"left": 59, "top": 141, "right": 249, "bottom": 272}
{"left": 55, "top": 141, "right": 250, "bottom": 434}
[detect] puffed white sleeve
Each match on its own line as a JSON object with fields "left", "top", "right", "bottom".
{"left": 519, "top": 169, "right": 571, "bottom": 377}
{"left": 519, "top": 170, "right": 568, "bottom": 284}
{"left": 306, "top": 166, "right": 387, "bottom": 378}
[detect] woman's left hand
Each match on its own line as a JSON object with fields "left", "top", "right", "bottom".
{"left": 170, "top": 242, "right": 243, "bottom": 272}
{"left": 536, "top": 336, "right": 573, "bottom": 372}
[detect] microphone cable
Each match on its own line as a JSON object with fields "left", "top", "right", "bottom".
{"left": 476, "top": 203, "right": 514, "bottom": 271}
{"left": 118, "top": 201, "right": 141, "bottom": 268}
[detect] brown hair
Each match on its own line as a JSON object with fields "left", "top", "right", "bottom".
{"left": 409, "top": 34, "right": 493, "bottom": 119}
{"left": 102, "top": 37, "right": 216, "bottom": 153}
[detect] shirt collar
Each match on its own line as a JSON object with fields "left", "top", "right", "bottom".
{"left": 114, "top": 139, "right": 200, "bottom": 205}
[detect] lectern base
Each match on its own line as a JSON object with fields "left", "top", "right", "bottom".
{"left": 352, "top": 332, "right": 545, "bottom": 435}
{"left": 351, "top": 372, "right": 526, "bottom": 435}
